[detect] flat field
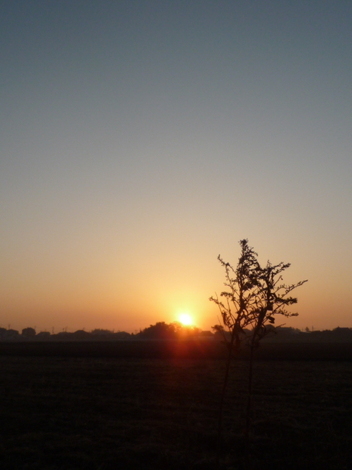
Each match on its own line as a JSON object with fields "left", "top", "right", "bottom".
{"left": 0, "top": 346, "right": 352, "bottom": 469}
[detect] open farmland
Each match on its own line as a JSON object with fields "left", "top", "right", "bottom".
{"left": 0, "top": 344, "right": 352, "bottom": 469}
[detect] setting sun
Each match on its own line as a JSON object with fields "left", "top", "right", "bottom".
{"left": 178, "top": 313, "right": 194, "bottom": 326}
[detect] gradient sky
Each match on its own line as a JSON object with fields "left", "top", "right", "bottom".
{"left": 1, "top": 1, "right": 351, "bottom": 333}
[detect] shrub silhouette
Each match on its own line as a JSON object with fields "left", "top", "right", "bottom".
{"left": 21, "top": 327, "right": 36, "bottom": 337}
{"left": 210, "top": 239, "right": 307, "bottom": 466}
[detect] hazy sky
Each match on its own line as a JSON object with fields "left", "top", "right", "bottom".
{"left": 1, "top": 1, "right": 351, "bottom": 332}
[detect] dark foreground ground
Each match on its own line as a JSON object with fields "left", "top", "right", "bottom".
{"left": 0, "top": 343, "right": 352, "bottom": 469}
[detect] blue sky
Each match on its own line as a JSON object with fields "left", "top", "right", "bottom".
{"left": 1, "top": 1, "right": 351, "bottom": 332}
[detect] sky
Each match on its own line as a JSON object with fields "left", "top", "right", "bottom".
{"left": 1, "top": 0, "right": 351, "bottom": 333}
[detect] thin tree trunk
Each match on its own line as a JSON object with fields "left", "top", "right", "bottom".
{"left": 216, "top": 331, "right": 238, "bottom": 468}
{"left": 243, "top": 340, "right": 256, "bottom": 469}
{"left": 245, "top": 342, "right": 255, "bottom": 439}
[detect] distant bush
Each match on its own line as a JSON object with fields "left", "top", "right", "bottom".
{"left": 137, "top": 322, "right": 178, "bottom": 339}
{"left": 22, "top": 327, "right": 36, "bottom": 337}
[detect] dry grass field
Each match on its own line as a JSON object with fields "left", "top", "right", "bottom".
{"left": 0, "top": 344, "right": 352, "bottom": 469}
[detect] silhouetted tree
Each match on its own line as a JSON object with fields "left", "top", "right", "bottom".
{"left": 138, "top": 322, "right": 178, "bottom": 339}
{"left": 22, "top": 327, "right": 36, "bottom": 337}
{"left": 71, "top": 330, "right": 91, "bottom": 340}
{"left": 37, "top": 331, "right": 51, "bottom": 339}
{"left": 91, "top": 329, "right": 114, "bottom": 337}
{"left": 0, "top": 327, "right": 7, "bottom": 338}
{"left": 210, "top": 239, "right": 307, "bottom": 465}
{"left": 2, "top": 329, "right": 20, "bottom": 340}
{"left": 137, "top": 321, "right": 201, "bottom": 340}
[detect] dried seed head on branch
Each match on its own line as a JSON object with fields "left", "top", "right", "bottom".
{"left": 210, "top": 239, "right": 308, "bottom": 349}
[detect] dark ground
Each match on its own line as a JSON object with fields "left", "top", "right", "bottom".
{"left": 0, "top": 342, "right": 352, "bottom": 469}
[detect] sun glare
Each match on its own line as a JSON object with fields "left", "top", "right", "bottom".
{"left": 178, "top": 313, "right": 193, "bottom": 326}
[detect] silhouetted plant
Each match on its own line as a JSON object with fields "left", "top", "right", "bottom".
{"left": 210, "top": 239, "right": 307, "bottom": 466}
{"left": 137, "top": 321, "right": 201, "bottom": 339}
{"left": 21, "top": 327, "right": 36, "bottom": 337}
{"left": 137, "top": 321, "right": 179, "bottom": 339}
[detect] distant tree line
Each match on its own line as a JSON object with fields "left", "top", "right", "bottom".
{"left": 0, "top": 324, "right": 351, "bottom": 342}
{"left": 0, "top": 322, "right": 211, "bottom": 342}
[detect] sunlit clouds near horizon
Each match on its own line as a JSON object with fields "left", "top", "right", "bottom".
{"left": 1, "top": 1, "right": 351, "bottom": 332}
